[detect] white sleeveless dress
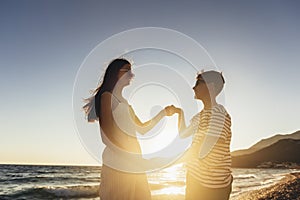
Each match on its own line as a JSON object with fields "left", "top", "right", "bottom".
{"left": 99, "top": 93, "right": 151, "bottom": 200}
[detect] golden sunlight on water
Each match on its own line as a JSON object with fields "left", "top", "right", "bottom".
{"left": 149, "top": 164, "right": 186, "bottom": 196}
{"left": 163, "top": 164, "right": 184, "bottom": 181}
{"left": 159, "top": 186, "right": 183, "bottom": 195}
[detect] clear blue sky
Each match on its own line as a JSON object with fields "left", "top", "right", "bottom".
{"left": 1, "top": 0, "right": 299, "bottom": 165}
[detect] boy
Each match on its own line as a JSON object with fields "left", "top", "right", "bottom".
{"left": 175, "top": 70, "right": 232, "bottom": 200}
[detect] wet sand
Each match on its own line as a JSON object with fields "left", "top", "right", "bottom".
{"left": 237, "top": 172, "right": 300, "bottom": 200}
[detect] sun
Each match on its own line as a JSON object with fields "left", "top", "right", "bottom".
{"left": 138, "top": 117, "right": 180, "bottom": 156}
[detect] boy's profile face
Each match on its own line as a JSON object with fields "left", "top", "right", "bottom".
{"left": 193, "top": 79, "right": 210, "bottom": 100}
{"left": 193, "top": 71, "right": 224, "bottom": 100}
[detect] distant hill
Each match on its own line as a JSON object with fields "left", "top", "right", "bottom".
{"left": 232, "top": 130, "right": 300, "bottom": 157}
{"left": 232, "top": 138, "right": 300, "bottom": 168}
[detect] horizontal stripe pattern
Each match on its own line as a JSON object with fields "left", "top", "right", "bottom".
{"left": 187, "top": 104, "right": 232, "bottom": 188}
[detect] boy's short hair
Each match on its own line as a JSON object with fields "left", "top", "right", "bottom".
{"left": 197, "top": 70, "right": 225, "bottom": 95}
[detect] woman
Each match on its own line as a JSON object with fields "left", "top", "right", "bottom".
{"left": 83, "top": 58, "right": 174, "bottom": 200}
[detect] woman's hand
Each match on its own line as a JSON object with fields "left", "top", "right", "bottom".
{"left": 164, "top": 105, "right": 182, "bottom": 116}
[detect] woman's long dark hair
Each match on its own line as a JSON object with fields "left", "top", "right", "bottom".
{"left": 83, "top": 58, "right": 131, "bottom": 122}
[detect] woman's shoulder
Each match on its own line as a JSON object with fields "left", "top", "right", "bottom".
{"left": 100, "top": 91, "right": 113, "bottom": 103}
{"left": 101, "top": 91, "right": 112, "bottom": 97}
{"left": 101, "top": 91, "right": 126, "bottom": 106}
{"left": 101, "top": 91, "right": 119, "bottom": 101}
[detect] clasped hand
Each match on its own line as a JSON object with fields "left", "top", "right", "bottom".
{"left": 164, "top": 105, "right": 182, "bottom": 116}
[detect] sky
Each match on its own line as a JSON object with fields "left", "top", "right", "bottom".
{"left": 0, "top": 0, "right": 299, "bottom": 165}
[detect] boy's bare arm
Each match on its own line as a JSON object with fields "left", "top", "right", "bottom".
{"left": 177, "top": 108, "right": 194, "bottom": 138}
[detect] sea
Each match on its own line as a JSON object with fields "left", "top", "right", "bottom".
{"left": 0, "top": 164, "right": 298, "bottom": 199}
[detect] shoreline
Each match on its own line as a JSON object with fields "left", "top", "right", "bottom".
{"left": 152, "top": 172, "right": 300, "bottom": 200}
{"left": 236, "top": 172, "right": 300, "bottom": 200}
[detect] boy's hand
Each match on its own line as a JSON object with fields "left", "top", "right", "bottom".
{"left": 164, "top": 105, "right": 182, "bottom": 116}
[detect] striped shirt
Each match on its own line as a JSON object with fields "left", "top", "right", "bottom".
{"left": 186, "top": 104, "right": 232, "bottom": 188}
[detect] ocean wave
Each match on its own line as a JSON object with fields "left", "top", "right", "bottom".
{"left": 234, "top": 174, "right": 257, "bottom": 180}
{"left": 0, "top": 176, "right": 100, "bottom": 184}
{"left": 0, "top": 185, "right": 99, "bottom": 199}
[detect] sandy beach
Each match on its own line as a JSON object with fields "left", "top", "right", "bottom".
{"left": 152, "top": 172, "right": 300, "bottom": 200}
{"left": 237, "top": 172, "right": 300, "bottom": 200}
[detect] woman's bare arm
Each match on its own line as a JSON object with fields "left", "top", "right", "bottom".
{"left": 131, "top": 107, "right": 167, "bottom": 135}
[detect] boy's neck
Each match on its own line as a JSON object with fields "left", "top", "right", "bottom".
{"left": 202, "top": 98, "right": 218, "bottom": 110}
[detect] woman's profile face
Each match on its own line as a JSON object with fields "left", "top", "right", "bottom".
{"left": 117, "top": 64, "right": 134, "bottom": 86}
